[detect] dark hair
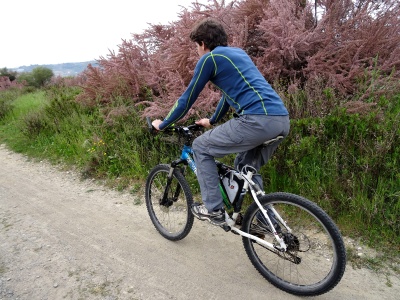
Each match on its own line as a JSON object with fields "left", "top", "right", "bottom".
{"left": 189, "top": 18, "right": 228, "bottom": 51}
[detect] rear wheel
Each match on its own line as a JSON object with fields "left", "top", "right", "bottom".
{"left": 242, "top": 192, "right": 346, "bottom": 296}
{"left": 145, "top": 164, "right": 194, "bottom": 241}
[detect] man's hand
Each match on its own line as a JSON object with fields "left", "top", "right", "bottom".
{"left": 152, "top": 119, "right": 163, "bottom": 131}
{"left": 195, "top": 118, "right": 212, "bottom": 128}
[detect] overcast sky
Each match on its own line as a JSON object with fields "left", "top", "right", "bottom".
{"left": 1, "top": 0, "right": 206, "bottom": 68}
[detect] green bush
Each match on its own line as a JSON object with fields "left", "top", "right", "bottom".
{"left": 17, "top": 67, "right": 54, "bottom": 88}
{"left": 261, "top": 103, "right": 399, "bottom": 246}
{"left": 1, "top": 86, "right": 399, "bottom": 249}
{"left": 22, "top": 110, "right": 49, "bottom": 136}
{"left": 0, "top": 88, "right": 27, "bottom": 119}
{"left": 0, "top": 90, "right": 16, "bottom": 120}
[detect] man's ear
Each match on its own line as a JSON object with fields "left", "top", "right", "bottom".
{"left": 200, "top": 42, "right": 208, "bottom": 51}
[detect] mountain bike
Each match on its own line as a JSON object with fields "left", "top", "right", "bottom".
{"left": 144, "top": 117, "right": 346, "bottom": 296}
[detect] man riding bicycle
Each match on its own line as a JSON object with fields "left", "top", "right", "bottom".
{"left": 152, "top": 18, "right": 290, "bottom": 226}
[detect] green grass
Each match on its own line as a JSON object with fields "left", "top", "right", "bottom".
{"left": 0, "top": 90, "right": 47, "bottom": 151}
{"left": 0, "top": 86, "right": 399, "bottom": 261}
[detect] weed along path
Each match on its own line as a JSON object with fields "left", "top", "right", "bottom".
{"left": 0, "top": 144, "right": 398, "bottom": 300}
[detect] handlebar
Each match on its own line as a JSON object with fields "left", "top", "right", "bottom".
{"left": 146, "top": 116, "right": 204, "bottom": 139}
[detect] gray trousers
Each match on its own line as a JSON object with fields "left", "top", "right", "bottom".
{"left": 192, "top": 114, "right": 290, "bottom": 211}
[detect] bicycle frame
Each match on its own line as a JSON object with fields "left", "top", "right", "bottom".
{"left": 180, "top": 144, "right": 197, "bottom": 175}
{"left": 176, "top": 141, "right": 290, "bottom": 252}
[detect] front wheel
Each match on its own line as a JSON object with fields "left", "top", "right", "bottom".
{"left": 145, "top": 164, "right": 194, "bottom": 241}
{"left": 242, "top": 192, "right": 346, "bottom": 296}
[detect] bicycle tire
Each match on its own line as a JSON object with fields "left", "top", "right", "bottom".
{"left": 242, "top": 192, "right": 346, "bottom": 296}
{"left": 145, "top": 164, "right": 194, "bottom": 241}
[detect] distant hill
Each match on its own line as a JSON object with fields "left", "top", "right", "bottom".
{"left": 12, "top": 61, "right": 99, "bottom": 77}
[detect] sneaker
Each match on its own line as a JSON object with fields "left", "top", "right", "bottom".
{"left": 191, "top": 203, "right": 226, "bottom": 226}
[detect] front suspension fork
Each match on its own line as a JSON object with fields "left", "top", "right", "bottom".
{"left": 160, "top": 162, "right": 184, "bottom": 206}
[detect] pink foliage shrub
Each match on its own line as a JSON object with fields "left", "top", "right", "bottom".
{"left": 50, "top": 75, "right": 86, "bottom": 88}
{"left": 77, "top": 0, "right": 400, "bottom": 120}
{"left": 0, "top": 76, "right": 24, "bottom": 91}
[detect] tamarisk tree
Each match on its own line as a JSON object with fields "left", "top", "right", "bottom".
{"left": 77, "top": 0, "right": 400, "bottom": 120}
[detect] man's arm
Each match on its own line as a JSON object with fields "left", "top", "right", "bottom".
{"left": 209, "top": 94, "right": 230, "bottom": 125}
{"left": 159, "top": 54, "right": 215, "bottom": 130}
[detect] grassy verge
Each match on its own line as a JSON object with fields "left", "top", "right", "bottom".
{"left": 1, "top": 86, "right": 399, "bottom": 271}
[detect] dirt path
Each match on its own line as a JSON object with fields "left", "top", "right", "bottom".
{"left": 0, "top": 144, "right": 398, "bottom": 300}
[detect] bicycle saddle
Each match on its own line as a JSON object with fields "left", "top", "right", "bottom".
{"left": 262, "top": 135, "right": 284, "bottom": 147}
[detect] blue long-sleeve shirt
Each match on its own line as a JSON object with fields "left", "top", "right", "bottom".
{"left": 159, "top": 46, "right": 288, "bottom": 130}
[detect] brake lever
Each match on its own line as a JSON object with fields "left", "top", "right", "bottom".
{"left": 146, "top": 117, "right": 156, "bottom": 134}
